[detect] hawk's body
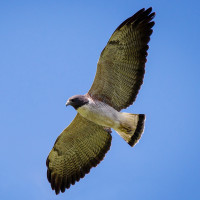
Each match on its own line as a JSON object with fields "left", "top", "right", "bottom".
{"left": 77, "top": 95, "right": 144, "bottom": 143}
{"left": 77, "top": 96, "right": 120, "bottom": 128}
{"left": 46, "top": 7, "right": 155, "bottom": 195}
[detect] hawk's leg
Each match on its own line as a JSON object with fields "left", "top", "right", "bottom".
{"left": 103, "top": 127, "right": 112, "bottom": 134}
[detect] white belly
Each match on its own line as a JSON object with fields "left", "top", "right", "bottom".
{"left": 77, "top": 100, "right": 120, "bottom": 128}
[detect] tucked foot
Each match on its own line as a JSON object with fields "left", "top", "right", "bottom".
{"left": 103, "top": 127, "right": 112, "bottom": 134}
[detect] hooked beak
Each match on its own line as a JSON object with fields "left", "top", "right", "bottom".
{"left": 66, "top": 100, "right": 70, "bottom": 107}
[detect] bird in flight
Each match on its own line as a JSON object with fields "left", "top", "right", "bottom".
{"left": 46, "top": 7, "right": 155, "bottom": 194}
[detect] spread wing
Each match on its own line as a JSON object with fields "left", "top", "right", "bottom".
{"left": 46, "top": 114, "right": 112, "bottom": 194}
{"left": 88, "top": 7, "right": 155, "bottom": 111}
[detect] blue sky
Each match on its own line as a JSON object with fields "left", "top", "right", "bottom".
{"left": 1, "top": 0, "right": 200, "bottom": 199}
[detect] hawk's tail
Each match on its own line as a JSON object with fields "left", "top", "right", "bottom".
{"left": 115, "top": 113, "right": 145, "bottom": 147}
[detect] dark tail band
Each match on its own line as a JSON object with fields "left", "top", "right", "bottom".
{"left": 128, "top": 114, "right": 145, "bottom": 147}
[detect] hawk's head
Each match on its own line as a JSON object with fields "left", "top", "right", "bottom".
{"left": 66, "top": 95, "right": 89, "bottom": 110}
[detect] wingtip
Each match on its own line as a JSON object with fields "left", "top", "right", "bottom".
{"left": 146, "top": 7, "right": 152, "bottom": 12}
{"left": 137, "top": 7, "right": 153, "bottom": 15}
{"left": 46, "top": 128, "right": 112, "bottom": 195}
{"left": 140, "top": 7, "right": 155, "bottom": 20}
{"left": 55, "top": 189, "right": 60, "bottom": 195}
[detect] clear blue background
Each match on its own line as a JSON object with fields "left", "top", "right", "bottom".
{"left": 1, "top": 0, "right": 199, "bottom": 199}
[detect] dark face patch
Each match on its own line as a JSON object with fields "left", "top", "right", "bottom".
{"left": 67, "top": 95, "right": 89, "bottom": 110}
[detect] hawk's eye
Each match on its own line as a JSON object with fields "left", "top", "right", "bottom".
{"left": 71, "top": 99, "right": 75, "bottom": 102}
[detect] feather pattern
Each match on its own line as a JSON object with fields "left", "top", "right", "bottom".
{"left": 46, "top": 114, "right": 112, "bottom": 194}
{"left": 88, "top": 7, "right": 155, "bottom": 111}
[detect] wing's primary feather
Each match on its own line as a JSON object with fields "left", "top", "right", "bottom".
{"left": 46, "top": 114, "right": 112, "bottom": 194}
{"left": 88, "top": 7, "right": 155, "bottom": 111}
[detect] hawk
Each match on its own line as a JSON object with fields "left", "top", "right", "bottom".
{"left": 46, "top": 7, "right": 155, "bottom": 194}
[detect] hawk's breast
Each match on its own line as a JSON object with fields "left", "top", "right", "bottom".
{"left": 77, "top": 100, "right": 120, "bottom": 128}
